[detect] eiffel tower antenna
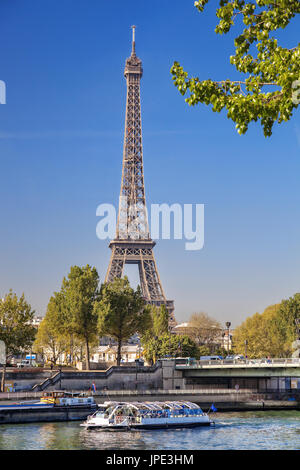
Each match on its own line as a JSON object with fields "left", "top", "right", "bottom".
{"left": 105, "top": 27, "right": 175, "bottom": 326}
{"left": 131, "top": 25, "right": 136, "bottom": 54}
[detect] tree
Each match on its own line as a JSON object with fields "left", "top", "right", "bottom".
{"left": 142, "top": 334, "right": 199, "bottom": 364}
{"left": 141, "top": 303, "right": 170, "bottom": 341}
{"left": 233, "top": 303, "right": 284, "bottom": 357}
{"left": 0, "top": 291, "right": 36, "bottom": 391}
{"left": 140, "top": 304, "right": 170, "bottom": 364}
{"left": 95, "top": 277, "right": 152, "bottom": 366}
{"left": 272, "top": 293, "right": 300, "bottom": 355}
{"left": 187, "top": 312, "right": 222, "bottom": 351}
{"left": 152, "top": 304, "right": 170, "bottom": 337}
{"left": 34, "top": 297, "right": 69, "bottom": 366}
{"left": 61, "top": 265, "right": 100, "bottom": 370}
{"left": 171, "top": 0, "right": 300, "bottom": 136}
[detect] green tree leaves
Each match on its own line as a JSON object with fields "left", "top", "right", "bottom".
{"left": 142, "top": 334, "right": 199, "bottom": 365}
{"left": 0, "top": 291, "right": 36, "bottom": 391}
{"left": 273, "top": 293, "right": 300, "bottom": 355}
{"left": 171, "top": 1, "right": 300, "bottom": 136}
{"left": 94, "top": 277, "right": 152, "bottom": 366}
{"left": 233, "top": 295, "right": 300, "bottom": 357}
{"left": 0, "top": 291, "right": 36, "bottom": 356}
{"left": 34, "top": 309, "right": 69, "bottom": 366}
{"left": 35, "top": 265, "right": 100, "bottom": 370}
{"left": 59, "top": 265, "right": 100, "bottom": 370}
{"left": 149, "top": 304, "right": 170, "bottom": 338}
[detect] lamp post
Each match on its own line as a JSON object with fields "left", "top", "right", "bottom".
{"left": 168, "top": 325, "right": 172, "bottom": 357}
{"left": 295, "top": 318, "right": 300, "bottom": 340}
{"left": 167, "top": 325, "right": 175, "bottom": 390}
{"left": 225, "top": 322, "right": 231, "bottom": 352}
{"left": 153, "top": 335, "right": 158, "bottom": 365}
{"left": 244, "top": 340, "right": 248, "bottom": 359}
{"left": 295, "top": 319, "right": 300, "bottom": 359}
{"left": 135, "top": 359, "right": 138, "bottom": 390}
{"left": 0, "top": 298, "right": 7, "bottom": 392}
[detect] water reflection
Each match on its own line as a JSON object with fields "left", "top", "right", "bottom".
{"left": 40, "top": 423, "right": 81, "bottom": 450}
{"left": 79, "top": 429, "right": 148, "bottom": 450}
{"left": 79, "top": 427, "right": 215, "bottom": 451}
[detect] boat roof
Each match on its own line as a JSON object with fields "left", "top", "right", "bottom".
{"left": 42, "top": 391, "right": 89, "bottom": 397}
{"left": 102, "top": 401, "right": 200, "bottom": 411}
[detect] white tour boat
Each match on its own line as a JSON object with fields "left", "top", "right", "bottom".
{"left": 80, "top": 400, "right": 212, "bottom": 430}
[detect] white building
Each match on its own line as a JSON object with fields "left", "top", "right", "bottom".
{"left": 31, "top": 316, "right": 43, "bottom": 327}
{"left": 92, "top": 344, "right": 143, "bottom": 364}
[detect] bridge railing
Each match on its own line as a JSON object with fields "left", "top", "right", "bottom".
{"left": 176, "top": 358, "right": 300, "bottom": 368}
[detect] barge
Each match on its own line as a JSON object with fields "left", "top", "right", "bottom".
{"left": 0, "top": 391, "right": 97, "bottom": 424}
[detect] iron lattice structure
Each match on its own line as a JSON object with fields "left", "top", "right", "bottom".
{"left": 105, "top": 27, "right": 175, "bottom": 326}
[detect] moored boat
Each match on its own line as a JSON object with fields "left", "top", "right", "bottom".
{"left": 80, "top": 400, "right": 212, "bottom": 430}
{"left": 0, "top": 391, "right": 97, "bottom": 410}
{"left": 40, "top": 390, "right": 97, "bottom": 408}
{"left": 0, "top": 391, "right": 97, "bottom": 424}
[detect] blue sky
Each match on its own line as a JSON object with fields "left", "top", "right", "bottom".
{"left": 0, "top": 0, "right": 299, "bottom": 327}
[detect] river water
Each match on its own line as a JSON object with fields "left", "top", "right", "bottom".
{"left": 0, "top": 411, "right": 300, "bottom": 450}
{"left": 0, "top": 411, "right": 299, "bottom": 450}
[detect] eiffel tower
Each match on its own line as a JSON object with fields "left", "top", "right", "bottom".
{"left": 105, "top": 26, "right": 175, "bottom": 326}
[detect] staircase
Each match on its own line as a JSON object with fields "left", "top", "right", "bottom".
{"left": 31, "top": 370, "right": 61, "bottom": 391}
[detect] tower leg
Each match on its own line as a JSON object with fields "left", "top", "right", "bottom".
{"left": 105, "top": 246, "right": 125, "bottom": 283}
{"left": 105, "top": 242, "right": 176, "bottom": 327}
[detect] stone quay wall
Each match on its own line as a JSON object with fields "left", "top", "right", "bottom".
{"left": 0, "top": 363, "right": 163, "bottom": 392}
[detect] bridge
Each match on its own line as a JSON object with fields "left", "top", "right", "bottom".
{"left": 162, "top": 358, "right": 300, "bottom": 392}
{"left": 176, "top": 357, "right": 300, "bottom": 372}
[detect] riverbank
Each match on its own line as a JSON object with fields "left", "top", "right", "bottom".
{"left": 0, "top": 389, "right": 299, "bottom": 421}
